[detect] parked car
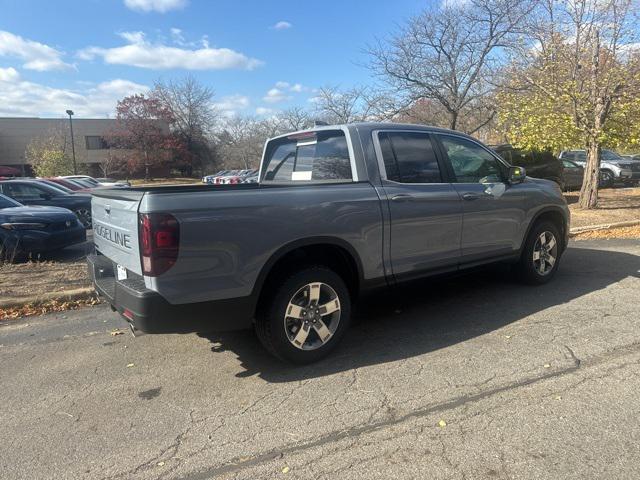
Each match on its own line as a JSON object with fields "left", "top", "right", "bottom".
{"left": 214, "top": 170, "right": 240, "bottom": 184}
{"left": 492, "top": 145, "right": 563, "bottom": 187}
{"left": 223, "top": 169, "right": 258, "bottom": 184}
{"left": 0, "top": 166, "right": 21, "bottom": 177}
{"left": 95, "top": 178, "right": 131, "bottom": 187}
{"left": 560, "top": 160, "right": 616, "bottom": 191}
{"left": 241, "top": 171, "right": 259, "bottom": 184}
{"left": 0, "top": 194, "right": 85, "bottom": 261}
{"left": 88, "top": 122, "right": 570, "bottom": 363}
{"left": 61, "top": 175, "right": 128, "bottom": 188}
{"left": 621, "top": 154, "right": 640, "bottom": 162}
{"left": 558, "top": 149, "right": 640, "bottom": 186}
{"left": 47, "top": 177, "right": 93, "bottom": 192}
{"left": 0, "top": 179, "right": 93, "bottom": 228}
{"left": 202, "top": 170, "right": 229, "bottom": 184}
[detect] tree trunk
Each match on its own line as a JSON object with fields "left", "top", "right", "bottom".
{"left": 578, "top": 138, "right": 600, "bottom": 209}
{"left": 449, "top": 111, "right": 458, "bottom": 131}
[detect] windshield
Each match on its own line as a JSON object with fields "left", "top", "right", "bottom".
{"left": 0, "top": 194, "right": 21, "bottom": 208}
{"left": 602, "top": 150, "right": 623, "bottom": 161}
{"left": 39, "top": 180, "right": 73, "bottom": 193}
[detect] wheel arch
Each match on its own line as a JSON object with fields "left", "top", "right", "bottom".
{"left": 251, "top": 237, "right": 365, "bottom": 312}
{"left": 523, "top": 207, "right": 568, "bottom": 253}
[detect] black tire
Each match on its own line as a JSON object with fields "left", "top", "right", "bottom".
{"left": 599, "top": 170, "right": 614, "bottom": 188}
{"left": 255, "top": 266, "right": 351, "bottom": 364}
{"left": 515, "top": 221, "right": 562, "bottom": 285}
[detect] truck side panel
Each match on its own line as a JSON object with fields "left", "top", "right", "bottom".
{"left": 139, "top": 182, "right": 385, "bottom": 305}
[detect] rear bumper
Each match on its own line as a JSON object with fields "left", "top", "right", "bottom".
{"left": 87, "top": 253, "right": 254, "bottom": 333}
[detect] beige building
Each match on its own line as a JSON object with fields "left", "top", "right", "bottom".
{"left": 0, "top": 117, "right": 159, "bottom": 176}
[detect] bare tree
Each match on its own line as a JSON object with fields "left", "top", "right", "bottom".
{"left": 507, "top": 0, "right": 639, "bottom": 208}
{"left": 274, "top": 107, "right": 312, "bottom": 132}
{"left": 368, "top": 0, "right": 534, "bottom": 134}
{"left": 216, "top": 116, "right": 268, "bottom": 170}
{"left": 313, "top": 86, "right": 389, "bottom": 123}
{"left": 152, "top": 75, "right": 218, "bottom": 176}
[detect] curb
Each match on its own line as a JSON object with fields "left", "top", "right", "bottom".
{"left": 0, "top": 287, "right": 97, "bottom": 310}
{"left": 569, "top": 220, "right": 640, "bottom": 237}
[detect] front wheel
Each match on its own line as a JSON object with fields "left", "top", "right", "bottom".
{"left": 515, "top": 221, "right": 562, "bottom": 285}
{"left": 255, "top": 266, "right": 351, "bottom": 363}
{"left": 74, "top": 208, "right": 92, "bottom": 229}
{"left": 599, "top": 170, "right": 614, "bottom": 188}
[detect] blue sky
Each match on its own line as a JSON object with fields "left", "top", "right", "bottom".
{"left": 0, "top": 0, "right": 427, "bottom": 118}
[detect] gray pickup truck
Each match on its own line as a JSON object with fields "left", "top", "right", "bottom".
{"left": 88, "top": 123, "right": 570, "bottom": 363}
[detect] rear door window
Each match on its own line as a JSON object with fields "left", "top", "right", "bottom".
{"left": 378, "top": 132, "right": 442, "bottom": 183}
{"left": 262, "top": 130, "right": 352, "bottom": 184}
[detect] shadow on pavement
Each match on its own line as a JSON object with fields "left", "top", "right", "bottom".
{"left": 200, "top": 243, "right": 640, "bottom": 382}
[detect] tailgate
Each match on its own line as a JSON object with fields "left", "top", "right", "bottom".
{"left": 91, "top": 190, "right": 144, "bottom": 275}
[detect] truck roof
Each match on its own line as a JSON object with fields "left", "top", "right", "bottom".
{"left": 268, "top": 122, "right": 476, "bottom": 142}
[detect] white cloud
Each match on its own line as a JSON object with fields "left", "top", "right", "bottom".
{"left": 256, "top": 107, "right": 276, "bottom": 116}
{"left": 213, "top": 94, "right": 250, "bottom": 116}
{"left": 263, "top": 87, "right": 290, "bottom": 104}
{"left": 0, "top": 74, "right": 148, "bottom": 117}
{"left": 0, "top": 66, "right": 20, "bottom": 82}
{"left": 124, "top": 0, "right": 188, "bottom": 13}
{"left": 262, "top": 81, "right": 309, "bottom": 104}
{"left": 78, "top": 31, "right": 262, "bottom": 70}
{"left": 0, "top": 30, "right": 73, "bottom": 71}
{"left": 271, "top": 21, "right": 292, "bottom": 30}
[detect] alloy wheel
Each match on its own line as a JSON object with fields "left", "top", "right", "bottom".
{"left": 532, "top": 231, "right": 558, "bottom": 276}
{"left": 75, "top": 208, "right": 92, "bottom": 228}
{"left": 284, "top": 282, "right": 341, "bottom": 351}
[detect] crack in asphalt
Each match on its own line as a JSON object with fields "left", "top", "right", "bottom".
{"left": 166, "top": 340, "right": 640, "bottom": 480}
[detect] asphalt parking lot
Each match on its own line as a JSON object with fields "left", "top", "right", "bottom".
{"left": 1, "top": 238, "right": 639, "bottom": 480}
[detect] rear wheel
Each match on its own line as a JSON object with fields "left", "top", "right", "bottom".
{"left": 515, "top": 221, "right": 562, "bottom": 285}
{"left": 255, "top": 266, "right": 351, "bottom": 363}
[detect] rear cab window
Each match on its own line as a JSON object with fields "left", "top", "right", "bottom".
{"left": 262, "top": 129, "right": 354, "bottom": 184}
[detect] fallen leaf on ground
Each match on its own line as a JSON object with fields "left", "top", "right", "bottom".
{"left": 544, "top": 364, "right": 551, "bottom": 368}
{"left": 0, "top": 297, "right": 101, "bottom": 320}
{"left": 110, "top": 330, "right": 124, "bottom": 336}
{"left": 438, "top": 419, "right": 447, "bottom": 428}
{"left": 126, "top": 363, "right": 135, "bottom": 368}
{"left": 282, "top": 466, "right": 290, "bottom": 473}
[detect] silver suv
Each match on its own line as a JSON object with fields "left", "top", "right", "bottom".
{"left": 559, "top": 150, "right": 640, "bottom": 186}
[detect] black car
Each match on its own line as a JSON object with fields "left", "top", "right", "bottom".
{"left": 0, "top": 179, "right": 92, "bottom": 228}
{"left": 0, "top": 194, "right": 86, "bottom": 261}
{"left": 492, "top": 145, "right": 563, "bottom": 187}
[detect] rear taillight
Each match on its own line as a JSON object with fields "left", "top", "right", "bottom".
{"left": 139, "top": 213, "right": 180, "bottom": 276}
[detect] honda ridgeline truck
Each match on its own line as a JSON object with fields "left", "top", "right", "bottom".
{"left": 88, "top": 123, "right": 570, "bottom": 363}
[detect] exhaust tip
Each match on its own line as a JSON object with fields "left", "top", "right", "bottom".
{"left": 128, "top": 321, "right": 145, "bottom": 337}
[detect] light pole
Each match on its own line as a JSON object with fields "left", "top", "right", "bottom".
{"left": 66, "top": 109, "right": 77, "bottom": 175}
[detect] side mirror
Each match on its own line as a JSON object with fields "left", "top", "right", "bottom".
{"left": 508, "top": 166, "right": 526, "bottom": 184}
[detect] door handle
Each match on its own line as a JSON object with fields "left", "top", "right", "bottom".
{"left": 462, "top": 192, "right": 480, "bottom": 201}
{"left": 390, "top": 194, "right": 413, "bottom": 202}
